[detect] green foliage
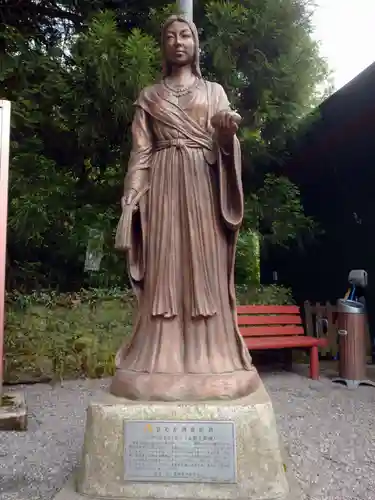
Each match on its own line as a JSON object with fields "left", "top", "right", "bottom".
{"left": 236, "top": 230, "right": 261, "bottom": 286}
{"left": 2, "top": 0, "right": 329, "bottom": 290}
{"left": 236, "top": 284, "right": 294, "bottom": 306}
{"left": 4, "top": 286, "right": 293, "bottom": 383}
{"left": 202, "top": 0, "right": 330, "bottom": 162}
{"left": 4, "top": 289, "right": 134, "bottom": 383}
{"left": 3, "top": 11, "right": 160, "bottom": 290}
{"left": 243, "top": 173, "right": 319, "bottom": 251}
{"left": 71, "top": 11, "right": 160, "bottom": 152}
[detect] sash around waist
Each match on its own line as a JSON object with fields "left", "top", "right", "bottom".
{"left": 155, "top": 137, "right": 213, "bottom": 151}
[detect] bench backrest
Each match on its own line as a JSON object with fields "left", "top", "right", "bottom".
{"left": 236, "top": 305, "right": 304, "bottom": 338}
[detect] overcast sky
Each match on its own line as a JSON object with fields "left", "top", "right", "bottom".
{"left": 312, "top": 0, "right": 375, "bottom": 90}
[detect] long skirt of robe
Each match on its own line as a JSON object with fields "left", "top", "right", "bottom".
{"left": 117, "top": 145, "right": 252, "bottom": 375}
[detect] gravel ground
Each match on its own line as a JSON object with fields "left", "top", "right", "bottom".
{"left": 0, "top": 372, "right": 374, "bottom": 500}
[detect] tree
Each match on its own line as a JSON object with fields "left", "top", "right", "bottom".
{"left": 2, "top": 1, "right": 329, "bottom": 290}
{"left": 0, "top": 0, "right": 169, "bottom": 46}
{"left": 198, "top": 0, "right": 328, "bottom": 284}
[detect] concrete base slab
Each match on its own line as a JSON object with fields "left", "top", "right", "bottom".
{"left": 0, "top": 391, "right": 27, "bottom": 431}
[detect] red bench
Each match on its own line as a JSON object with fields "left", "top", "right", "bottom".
{"left": 237, "top": 304, "right": 328, "bottom": 380}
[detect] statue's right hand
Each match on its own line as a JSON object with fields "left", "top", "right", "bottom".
{"left": 121, "top": 189, "right": 138, "bottom": 210}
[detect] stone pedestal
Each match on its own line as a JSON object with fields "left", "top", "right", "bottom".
{"left": 0, "top": 391, "right": 27, "bottom": 431}
{"left": 68, "top": 381, "right": 292, "bottom": 500}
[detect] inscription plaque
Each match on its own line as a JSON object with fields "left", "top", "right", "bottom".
{"left": 124, "top": 420, "right": 236, "bottom": 483}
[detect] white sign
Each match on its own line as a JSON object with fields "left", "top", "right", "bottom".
{"left": 84, "top": 228, "right": 104, "bottom": 271}
{"left": 124, "top": 420, "right": 237, "bottom": 483}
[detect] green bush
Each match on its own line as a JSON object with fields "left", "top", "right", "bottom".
{"left": 4, "top": 288, "right": 134, "bottom": 384}
{"left": 236, "top": 284, "right": 295, "bottom": 305}
{"left": 236, "top": 229, "right": 261, "bottom": 287}
{"left": 4, "top": 285, "right": 294, "bottom": 384}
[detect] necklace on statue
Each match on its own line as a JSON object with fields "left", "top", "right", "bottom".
{"left": 163, "top": 76, "right": 199, "bottom": 97}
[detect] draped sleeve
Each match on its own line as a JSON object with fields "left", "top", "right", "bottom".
{"left": 118, "top": 94, "right": 153, "bottom": 295}
{"left": 123, "top": 100, "right": 153, "bottom": 195}
{"left": 212, "top": 83, "right": 244, "bottom": 232}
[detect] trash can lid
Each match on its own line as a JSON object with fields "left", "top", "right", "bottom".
{"left": 337, "top": 298, "right": 365, "bottom": 314}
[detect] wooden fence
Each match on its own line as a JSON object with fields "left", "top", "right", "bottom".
{"left": 304, "top": 300, "right": 372, "bottom": 358}
{"left": 304, "top": 301, "right": 338, "bottom": 357}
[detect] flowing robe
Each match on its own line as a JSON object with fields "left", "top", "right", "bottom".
{"left": 111, "top": 79, "right": 260, "bottom": 401}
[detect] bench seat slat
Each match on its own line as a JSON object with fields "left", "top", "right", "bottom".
{"left": 237, "top": 305, "right": 300, "bottom": 314}
{"left": 237, "top": 315, "right": 302, "bottom": 326}
{"left": 239, "top": 325, "right": 304, "bottom": 337}
{"left": 244, "top": 336, "right": 328, "bottom": 350}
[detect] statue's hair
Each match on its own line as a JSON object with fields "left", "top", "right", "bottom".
{"left": 161, "top": 15, "right": 202, "bottom": 78}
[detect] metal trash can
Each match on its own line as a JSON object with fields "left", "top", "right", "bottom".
{"left": 333, "top": 299, "right": 375, "bottom": 389}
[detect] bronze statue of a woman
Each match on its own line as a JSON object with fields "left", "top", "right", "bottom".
{"left": 111, "top": 15, "right": 261, "bottom": 401}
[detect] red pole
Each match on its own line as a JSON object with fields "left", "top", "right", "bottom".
{"left": 0, "top": 100, "right": 11, "bottom": 396}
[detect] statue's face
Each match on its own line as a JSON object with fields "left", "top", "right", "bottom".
{"left": 164, "top": 21, "right": 195, "bottom": 68}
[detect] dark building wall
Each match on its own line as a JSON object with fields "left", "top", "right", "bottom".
{"left": 280, "top": 128, "right": 375, "bottom": 302}
{"left": 275, "top": 64, "right": 375, "bottom": 351}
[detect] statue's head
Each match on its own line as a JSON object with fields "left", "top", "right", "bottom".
{"left": 161, "top": 15, "right": 201, "bottom": 78}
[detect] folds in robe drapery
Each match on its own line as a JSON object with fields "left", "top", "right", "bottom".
{"left": 111, "top": 80, "right": 260, "bottom": 401}
{"left": 131, "top": 82, "right": 245, "bottom": 317}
